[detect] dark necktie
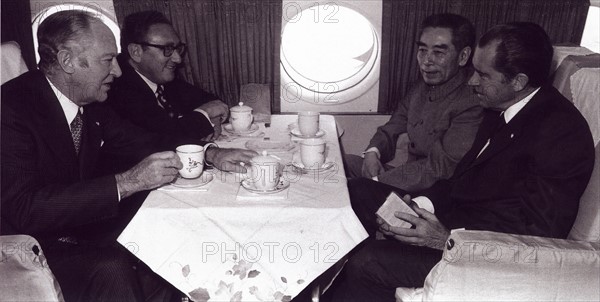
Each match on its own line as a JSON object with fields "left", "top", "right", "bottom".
{"left": 70, "top": 110, "right": 83, "bottom": 155}
{"left": 156, "top": 85, "right": 176, "bottom": 118}
{"left": 489, "top": 112, "right": 506, "bottom": 140}
{"left": 474, "top": 112, "right": 506, "bottom": 159}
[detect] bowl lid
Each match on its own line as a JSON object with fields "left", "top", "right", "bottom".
{"left": 230, "top": 102, "right": 253, "bottom": 113}
{"left": 251, "top": 151, "right": 279, "bottom": 165}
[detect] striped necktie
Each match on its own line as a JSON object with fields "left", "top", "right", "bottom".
{"left": 70, "top": 110, "right": 83, "bottom": 155}
{"left": 156, "top": 85, "right": 176, "bottom": 118}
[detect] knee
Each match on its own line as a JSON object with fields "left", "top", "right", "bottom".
{"left": 343, "top": 154, "right": 363, "bottom": 178}
{"left": 344, "top": 248, "right": 379, "bottom": 282}
{"left": 91, "top": 251, "right": 136, "bottom": 282}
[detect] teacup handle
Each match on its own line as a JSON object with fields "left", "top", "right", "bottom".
{"left": 202, "top": 142, "right": 218, "bottom": 167}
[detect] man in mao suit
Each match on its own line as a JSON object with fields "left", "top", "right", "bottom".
{"left": 329, "top": 22, "right": 595, "bottom": 302}
{"left": 107, "top": 10, "right": 228, "bottom": 142}
{"left": 1, "top": 11, "right": 255, "bottom": 301}
{"left": 345, "top": 14, "right": 483, "bottom": 192}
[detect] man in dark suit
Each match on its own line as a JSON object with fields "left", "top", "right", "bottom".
{"left": 1, "top": 11, "right": 255, "bottom": 301}
{"left": 329, "top": 22, "right": 595, "bottom": 302}
{"left": 107, "top": 10, "right": 228, "bottom": 142}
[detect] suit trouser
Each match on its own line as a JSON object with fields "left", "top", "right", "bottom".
{"left": 327, "top": 178, "right": 442, "bottom": 302}
{"left": 43, "top": 192, "right": 179, "bottom": 302}
{"left": 44, "top": 240, "right": 143, "bottom": 302}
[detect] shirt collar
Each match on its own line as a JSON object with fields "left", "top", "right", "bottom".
{"left": 425, "top": 68, "right": 469, "bottom": 102}
{"left": 503, "top": 87, "right": 541, "bottom": 123}
{"left": 46, "top": 76, "right": 81, "bottom": 125}
{"left": 135, "top": 69, "right": 159, "bottom": 93}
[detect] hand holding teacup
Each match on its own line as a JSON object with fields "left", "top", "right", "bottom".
{"left": 176, "top": 144, "right": 216, "bottom": 178}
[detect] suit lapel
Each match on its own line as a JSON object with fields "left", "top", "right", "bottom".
{"left": 117, "top": 54, "right": 157, "bottom": 101}
{"left": 78, "top": 109, "right": 103, "bottom": 178}
{"left": 30, "top": 72, "right": 80, "bottom": 166}
{"left": 455, "top": 86, "right": 549, "bottom": 174}
{"left": 470, "top": 120, "right": 521, "bottom": 166}
{"left": 453, "top": 110, "right": 500, "bottom": 176}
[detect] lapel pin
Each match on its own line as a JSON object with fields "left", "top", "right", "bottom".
{"left": 510, "top": 133, "right": 514, "bottom": 138}
{"left": 95, "top": 122, "right": 100, "bottom": 126}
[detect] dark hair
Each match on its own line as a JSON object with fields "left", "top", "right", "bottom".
{"left": 478, "top": 22, "right": 553, "bottom": 88}
{"left": 37, "top": 10, "right": 96, "bottom": 73}
{"left": 120, "top": 10, "right": 172, "bottom": 57}
{"left": 420, "top": 13, "right": 475, "bottom": 52}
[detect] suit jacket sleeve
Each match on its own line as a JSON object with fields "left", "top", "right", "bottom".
{"left": 165, "top": 78, "right": 217, "bottom": 139}
{"left": 377, "top": 103, "right": 482, "bottom": 191}
{"left": 109, "top": 82, "right": 213, "bottom": 144}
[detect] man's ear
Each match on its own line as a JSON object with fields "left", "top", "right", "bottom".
{"left": 457, "top": 46, "right": 472, "bottom": 67}
{"left": 128, "top": 44, "right": 143, "bottom": 63}
{"left": 56, "top": 50, "right": 75, "bottom": 74}
{"left": 511, "top": 73, "right": 529, "bottom": 92}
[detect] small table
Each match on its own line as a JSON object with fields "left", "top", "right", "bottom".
{"left": 118, "top": 115, "right": 368, "bottom": 301}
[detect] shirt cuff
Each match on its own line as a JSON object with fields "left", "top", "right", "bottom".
{"left": 194, "top": 108, "right": 214, "bottom": 127}
{"left": 362, "top": 147, "right": 381, "bottom": 159}
{"left": 115, "top": 176, "right": 122, "bottom": 202}
{"left": 372, "top": 176, "right": 379, "bottom": 182}
{"left": 413, "top": 196, "right": 435, "bottom": 214}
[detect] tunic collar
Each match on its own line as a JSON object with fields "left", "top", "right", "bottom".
{"left": 424, "top": 68, "right": 469, "bottom": 102}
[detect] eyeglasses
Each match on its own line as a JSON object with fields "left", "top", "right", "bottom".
{"left": 136, "top": 42, "right": 187, "bottom": 57}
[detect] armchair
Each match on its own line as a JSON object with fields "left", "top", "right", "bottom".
{"left": 1, "top": 41, "right": 28, "bottom": 85}
{"left": 396, "top": 46, "right": 600, "bottom": 301}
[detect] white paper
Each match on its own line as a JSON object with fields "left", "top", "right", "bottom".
{"left": 376, "top": 192, "right": 417, "bottom": 228}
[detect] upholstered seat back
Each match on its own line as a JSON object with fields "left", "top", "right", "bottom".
{"left": 239, "top": 83, "right": 271, "bottom": 123}
{"left": 1, "top": 41, "right": 29, "bottom": 85}
{"left": 550, "top": 47, "right": 600, "bottom": 243}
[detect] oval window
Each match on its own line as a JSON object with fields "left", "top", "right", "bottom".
{"left": 280, "top": 3, "right": 380, "bottom": 111}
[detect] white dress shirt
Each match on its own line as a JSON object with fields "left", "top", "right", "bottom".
{"left": 46, "top": 77, "right": 81, "bottom": 127}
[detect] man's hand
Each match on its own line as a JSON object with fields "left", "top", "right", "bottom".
{"left": 362, "top": 152, "right": 384, "bottom": 178}
{"left": 377, "top": 194, "right": 450, "bottom": 250}
{"left": 198, "top": 100, "right": 229, "bottom": 122}
{"left": 205, "top": 147, "right": 257, "bottom": 173}
{"left": 115, "top": 151, "right": 183, "bottom": 199}
{"left": 202, "top": 118, "right": 223, "bottom": 141}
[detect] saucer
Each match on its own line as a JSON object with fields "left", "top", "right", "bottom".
{"left": 290, "top": 128, "right": 326, "bottom": 139}
{"left": 245, "top": 140, "right": 296, "bottom": 152}
{"left": 291, "top": 152, "right": 335, "bottom": 173}
{"left": 241, "top": 179, "right": 290, "bottom": 194}
{"left": 223, "top": 123, "right": 259, "bottom": 135}
{"left": 171, "top": 173, "right": 214, "bottom": 188}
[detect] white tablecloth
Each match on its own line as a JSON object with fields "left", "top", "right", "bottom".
{"left": 118, "top": 115, "right": 368, "bottom": 301}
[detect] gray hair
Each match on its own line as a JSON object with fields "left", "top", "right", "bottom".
{"left": 37, "top": 10, "right": 97, "bottom": 73}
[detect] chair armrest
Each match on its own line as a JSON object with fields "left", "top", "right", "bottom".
{"left": 0, "top": 235, "right": 64, "bottom": 301}
{"left": 422, "top": 230, "right": 600, "bottom": 301}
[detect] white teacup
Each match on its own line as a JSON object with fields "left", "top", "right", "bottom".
{"left": 246, "top": 151, "right": 281, "bottom": 190}
{"left": 230, "top": 102, "right": 254, "bottom": 132}
{"left": 176, "top": 144, "right": 212, "bottom": 178}
{"left": 300, "top": 138, "right": 326, "bottom": 169}
{"left": 298, "top": 111, "right": 320, "bottom": 137}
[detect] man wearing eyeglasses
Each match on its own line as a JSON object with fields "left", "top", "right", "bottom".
{"left": 108, "top": 10, "right": 228, "bottom": 143}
